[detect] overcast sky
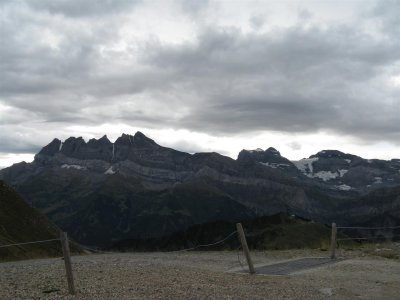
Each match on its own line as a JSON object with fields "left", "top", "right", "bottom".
{"left": 1, "top": 0, "right": 400, "bottom": 168}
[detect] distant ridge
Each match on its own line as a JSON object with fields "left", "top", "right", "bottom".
{"left": 1, "top": 132, "right": 399, "bottom": 247}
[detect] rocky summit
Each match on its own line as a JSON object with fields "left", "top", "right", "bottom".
{"left": 1, "top": 132, "right": 400, "bottom": 247}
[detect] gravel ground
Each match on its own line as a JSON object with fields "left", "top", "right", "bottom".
{"left": 0, "top": 247, "right": 399, "bottom": 299}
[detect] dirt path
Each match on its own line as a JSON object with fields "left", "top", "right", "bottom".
{"left": 0, "top": 248, "right": 399, "bottom": 299}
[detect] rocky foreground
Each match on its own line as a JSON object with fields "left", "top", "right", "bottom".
{"left": 0, "top": 246, "right": 399, "bottom": 299}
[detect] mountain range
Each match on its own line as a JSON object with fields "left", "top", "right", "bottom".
{"left": 1, "top": 132, "right": 399, "bottom": 247}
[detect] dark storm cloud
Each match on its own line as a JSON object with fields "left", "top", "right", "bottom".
{"left": 249, "top": 14, "right": 266, "bottom": 30}
{"left": 143, "top": 24, "right": 400, "bottom": 140}
{"left": 27, "top": 0, "right": 141, "bottom": 18}
{"left": 0, "top": 0, "right": 174, "bottom": 127}
{"left": 0, "top": 131, "right": 41, "bottom": 154}
{"left": 179, "top": 0, "right": 209, "bottom": 17}
{"left": 1, "top": 0, "right": 129, "bottom": 118}
{"left": 369, "top": 0, "right": 400, "bottom": 36}
{"left": 179, "top": 95, "right": 336, "bottom": 133}
{"left": 146, "top": 26, "right": 398, "bottom": 79}
{"left": 0, "top": 10, "right": 111, "bottom": 101}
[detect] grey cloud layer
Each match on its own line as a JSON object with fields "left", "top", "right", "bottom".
{"left": 27, "top": 0, "right": 141, "bottom": 18}
{"left": 1, "top": 0, "right": 400, "bottom": 154}
{"left": 145, "top": 25, "right": 400, "bottom": 138}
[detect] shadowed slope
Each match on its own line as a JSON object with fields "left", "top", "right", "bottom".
{"left": 0, "top": 180, "right": 81, "bottom": 261}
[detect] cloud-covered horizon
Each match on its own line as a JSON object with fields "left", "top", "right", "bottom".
{"left": 1, "top": 0, "right": 400, "bottom": 166}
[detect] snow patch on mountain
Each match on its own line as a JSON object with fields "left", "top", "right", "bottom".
{"left": 105, "top": 166, "right": 115, "bottom": 175}
{"left": 313, "top": 171, "right": 339, "bottom": 181}
{"left": 61, "top": 164, "right": 86, "bottom": 170}
{"left": 293, "top": 158, "right": 349, "bottom": 181}
{"left": 249, "top": 148, "right": 264, "bottom": 153}
{"left": 309, "top": 169, "right": 348, "bottom": 181}
{"left": 336, "top": 184, "right": 352, "bottom": 191}
{"left": 260, "top": 162, "right": 291, "bottom": 169}
{"left": 267, "top": 148, "right": 280, "bottom": 155}
{"left": 292, "top": 157, "right": 319, "bottom": 175}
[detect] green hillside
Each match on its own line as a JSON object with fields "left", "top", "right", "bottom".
{"left": 113, "top": 213, "right": 340, "bottom": 251}
{"left": 0, "top": 180, "right": 80, "bottom": 261}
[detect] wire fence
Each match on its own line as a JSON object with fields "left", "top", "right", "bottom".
{"left": 3, "top": 224, "right": 398, "bottom": 253}
{"left": 68, "top": 240, "right": 113, "bottom": 254}
{"left": 0, "top": 229, "right": 248, "bottom": 275}
{"left": 337, "top": 235, "right": 400, "bottom": 241}
{"left": 337, "top": 225, "right": 400, "bottom": 230}
{"left": 236, "top": 245, "right": 246, "bottom": 271}
{"left": 0, "top": 238, "right": 61, "bottom": 248}
{"left": 0, "top": 230, "right": 239, "bottom": 254}
{"left": 0, "top": 237, "right": 107, "bottom": 256}
{"left": 160, "top": 230, "right": 248, "bottom": 272}
{"left": 336, "top": 224, "right": 400, "bottom": 243}
{"left": 165, "top": 230, "right": 238, "bottom": 253}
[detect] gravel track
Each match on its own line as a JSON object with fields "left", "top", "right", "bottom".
{"left": 1, "top": 249, "right": 399, "bottom": 299}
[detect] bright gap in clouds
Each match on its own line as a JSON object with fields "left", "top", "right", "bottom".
{"left": 0, "top": 154, "right": 35, "bottom": 169}
{"left": 391, "top": 75, "right": 400, "bottom": 87}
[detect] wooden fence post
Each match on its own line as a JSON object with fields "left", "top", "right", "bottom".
{"left": 236, "top": 223, "right": 255, "bottom": 274}
{"left": 60, "top": 232, "right": 76, "bottom": 295}
{"left": 330, "top": 223, "right": 337, "bottom": 259}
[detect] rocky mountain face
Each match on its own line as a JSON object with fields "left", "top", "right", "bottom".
{"left": 240, "top": 148, "right": 400, "bottom": 194}
{"left": 238, "top": 147, "right": 301, "bottom": 176}
{"left": 1, "top": 132, "right": 399, "bottom": 247}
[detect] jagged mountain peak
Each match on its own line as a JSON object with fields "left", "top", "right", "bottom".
{"left": 87, "top": 135, "right": 112, "bottom": 147}
{"left": 115, "top": 133, "right": 134, "bottom": 145}
{"left": 236, "top": 147, "right": 299, "bottom": 173}
{"left": 37, "top": 138, "right": 62, "bottom": 156}
{"left": 34, "top": 131, "right": 163, "bottom": 165}
{"left": 98, "top": 134, "right": 111, "bottom": 142}
{"left": 310, "top": 150, "right": 357, "bottom": 160}
{"left": 131, "top": 131, "right": 158, "bottom": 148}
{"left": 237, "top": 147, "right": 282, "bottom": 160}
{"left": 237, "top": 147, "right": 281, "bottom": 157}
{"left": 134, "top": 131, "right": 146, "bottom": 138}
{"left": 266, "top": 147, "right": 281, "bottom": 156}
{"left": 64, "top": 136, "right": 85, "bottom": 142}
